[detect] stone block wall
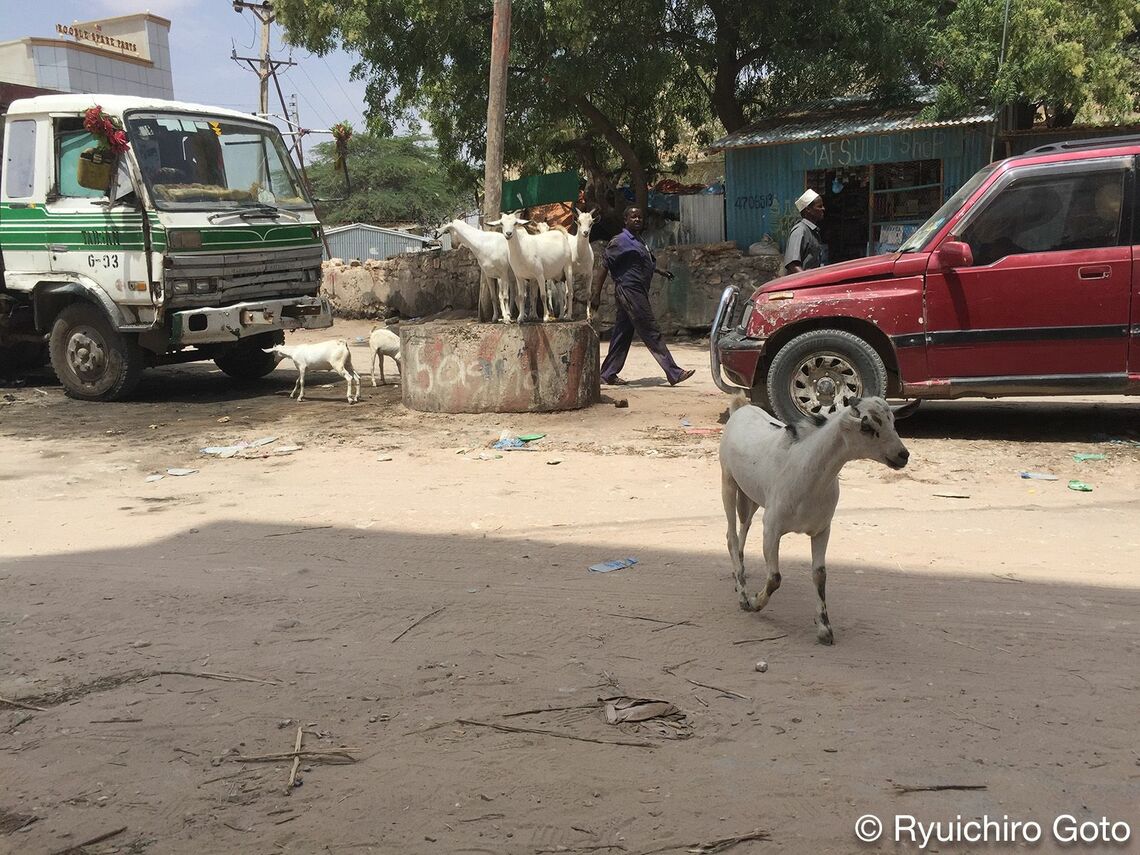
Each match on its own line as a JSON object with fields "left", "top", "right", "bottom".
{"left": 321, "top": 242, "right": 781, "bottom": 333}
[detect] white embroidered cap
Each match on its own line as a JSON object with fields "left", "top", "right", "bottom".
{"left": 795, "top": 188, "right": 821, "bottom": 213}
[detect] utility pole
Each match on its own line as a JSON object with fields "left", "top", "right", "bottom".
{"left": 483, "top": 0, "right": 511, "bottom": 224}
{"left": 232, "top": 0, "right": 293, "bottom": 116}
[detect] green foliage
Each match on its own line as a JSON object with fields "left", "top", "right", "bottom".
{"left": 930, "top": 0, "right": 1140, "bottom": 123}
{"left": 305, "top": 132, "right": 469, "bottom": 227}
{"left": 277, "top": 0, "right": 1139, "bottom": 203}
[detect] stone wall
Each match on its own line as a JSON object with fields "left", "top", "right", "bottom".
{"left": 321, "top": 242, "right": 781, "bottom": 333}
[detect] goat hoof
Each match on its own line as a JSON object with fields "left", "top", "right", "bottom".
{"left": 816, "top": 625, "right": 834, "bottom": 645}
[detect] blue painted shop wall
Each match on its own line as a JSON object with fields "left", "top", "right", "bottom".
{"left": 725, "top": 125, "right": 993, "bottom": 249}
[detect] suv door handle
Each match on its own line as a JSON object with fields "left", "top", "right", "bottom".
{"left": 1078, "top": 265, "right": 1111, "bottom": 280}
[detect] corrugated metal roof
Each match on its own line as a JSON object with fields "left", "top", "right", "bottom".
{"left": 709, "top": 98, "right": 996, "bottom": 152}
{"left": 323, "top": 223, "right": 434, "bottom": 242}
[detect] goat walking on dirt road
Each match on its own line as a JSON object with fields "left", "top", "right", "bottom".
{"left": 719, "top": 395, "right": 919, "bottom": 644}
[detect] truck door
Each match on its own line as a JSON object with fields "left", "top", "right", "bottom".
{"left": 924, "top": 158, "right": 1132, "bottom": 382}
{"left": 0, "top": 117, "right": 49, "bottom": 286}
{"left": 45, "top": 122, "right": 149, "bottom": 302}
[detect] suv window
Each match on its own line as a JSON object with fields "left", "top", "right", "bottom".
{"left": 961, "top": 168, "right": 1126, "bottom": 266}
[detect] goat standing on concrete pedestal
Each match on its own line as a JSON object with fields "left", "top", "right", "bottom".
{"left": 488, "top": 211, "right": 574, "bottom": 323}
{"left": 571, "top": 209, "right": 598, "bottom": 322}
{"left": 436, "top": 220, "right": 516, "bottom": 323}
{"left": 265, "top": 339, "right": 360, "bottom": 403}
{"left": 718, "top": 395, "right": 919, "bottom": 644}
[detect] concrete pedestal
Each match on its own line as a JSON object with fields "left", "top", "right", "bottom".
{"left": 400, "top": 320, "right": 600, "bottom": 413}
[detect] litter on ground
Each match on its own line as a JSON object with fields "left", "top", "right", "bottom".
{"left": 589, "top": 557, "right": 638, "bottom": 574}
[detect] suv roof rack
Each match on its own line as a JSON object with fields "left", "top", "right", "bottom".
{"left": 1024, "top": 134, "right": 1140, "bottom": 155}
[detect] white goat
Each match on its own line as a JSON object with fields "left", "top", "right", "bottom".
{"left": 488, "top": 211, "right": 573, "bottom": 323}
{"left": 436, "top": 220, "right": 515, "bottom": 323}
{"left": 265, "top": 339, "right": 360, "bottom": 403}
{"left": 368, "top": 326, "right": 401, "bottom": 386}
{"left": 571, "top": 209, "right": 597, "bottom": 322}
{"left": 719, "top": 395, "right": 919, "bottom": 644}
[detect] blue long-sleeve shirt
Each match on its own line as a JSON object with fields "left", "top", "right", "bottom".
{"left": 602, "top": 228, "right": 656, "bottom": 292}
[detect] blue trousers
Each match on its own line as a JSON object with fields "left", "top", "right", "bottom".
{"left": 600, "top": 284, "right": 684, "bottom": 384}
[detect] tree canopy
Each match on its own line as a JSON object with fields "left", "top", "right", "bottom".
{"left": 277, "top": 0, "right": 1140, "bottom": 211}
{"left": 304, "top": 132, "right": 469, "bottom": 227}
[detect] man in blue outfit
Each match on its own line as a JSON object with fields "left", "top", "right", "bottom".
{"left": 588, "top": 207, "right": 695, "bottom": 387}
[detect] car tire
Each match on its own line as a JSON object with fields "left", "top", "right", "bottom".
{"left": 215, "top": 333, "right": 281, "bottom": 380}
{"left": 766, "top": 329, "right": 886, "bottom": 425}
{"left": 49, "top": 302, "right": 143, "bottom": 401}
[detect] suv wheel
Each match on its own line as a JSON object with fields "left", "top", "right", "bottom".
{"left": 49, "top": 303, "right": 144, "bottom": 401}
{"left": 766, "top": 329, "right": 886, "bottom": 424}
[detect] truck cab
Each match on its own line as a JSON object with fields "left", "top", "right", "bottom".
{"left": 711, "top": 135, "right": 1140, "bottom": 423}
{"left": 0, "top": 94, "right": 332, "bottom": 400}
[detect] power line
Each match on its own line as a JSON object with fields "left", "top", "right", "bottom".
{"left": 318, "top": 52, "right": 360, "bottom": 117}
{"left": 280, "top": 68, "right": 334, "bottom": 128}
{"left": 294, "top": 60, "right": 341, "bottom": 125}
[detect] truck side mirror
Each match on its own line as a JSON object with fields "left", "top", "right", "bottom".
{"left": 938, "top": 240, "right": 973, "bottom": 269}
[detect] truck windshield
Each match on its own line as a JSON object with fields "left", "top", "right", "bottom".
{"left": 898, "top": 164, "right": 997, "bottom": 252}
{"left": 125, "top": 112, "right": 311, "bottom": 211}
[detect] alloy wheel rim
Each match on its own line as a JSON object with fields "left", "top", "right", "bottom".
{"left": 789, "top": 351, "right": 862, "bottom": 416}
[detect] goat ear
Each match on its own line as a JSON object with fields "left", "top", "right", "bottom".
{"left": 844, "top": 396, "right": 862, "bottom": 414}
{"left": 485, "top": 218, "right": 501, "bottom": 226}
{"left": 891, "top": 398, "right": 922, "bottom": 420}
{"left": 517, "top": 218, "right": 530, "bottom": 226}
{"left": 589, "top": 206, "right": 600, "bottom": 216}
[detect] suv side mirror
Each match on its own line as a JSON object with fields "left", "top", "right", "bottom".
{"left": 938, "top": 240, "right": 973, "bottom": 269}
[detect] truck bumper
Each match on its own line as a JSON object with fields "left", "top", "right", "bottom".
{"left": 171, "top": 296, "right": 333, "bottom": 346}
{"left": 709, "top": 285, "right": 765, "bottom": 394}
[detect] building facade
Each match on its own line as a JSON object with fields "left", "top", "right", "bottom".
{"left": 324, "top": 223, "right": 437, "bottom": 262}
{"left": 0, "top": 13, "right": 173, "bottom": 102}
{"left": 710, "top": 95, "right": 996, "bottom": 262}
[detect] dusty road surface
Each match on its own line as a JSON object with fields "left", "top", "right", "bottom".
{"left": 2, "top": 319, "right": 1138, "bottom": 855}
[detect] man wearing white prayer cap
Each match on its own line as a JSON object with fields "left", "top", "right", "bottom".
{"left": 783, "top": 188, "right": 825, "bottom": 274}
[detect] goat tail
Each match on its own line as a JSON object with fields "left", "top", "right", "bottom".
{"left": 262, "top": 345, "right": 282, "bottom": 355}
{"left": 728, "top": 392, "right": 750, "bottom": 414}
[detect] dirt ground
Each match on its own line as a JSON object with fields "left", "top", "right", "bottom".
{"left": 1, "top": 318, "right": 1138, "bottom": 855}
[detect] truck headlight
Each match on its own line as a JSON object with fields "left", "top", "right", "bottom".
{"left": 193, "top": 279, "right": 213, "bottom": 293}
{"left": 172, "top": 280, "right": 191, "bottom": 294}
{"left": 168, "top": 230, "right": 203, "bottom": 250}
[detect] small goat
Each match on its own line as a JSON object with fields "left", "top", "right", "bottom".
{"left": 265, "top": 339, "right": 360, "bottom": 403}
{"left": 719, "top": 395, "right": 919, "bottom": 643}
{"left": 368, "top": 325, "right": 401, "bottom": 386}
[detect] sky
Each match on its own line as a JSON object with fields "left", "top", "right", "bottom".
{"left": 0, "top": 0, "right": 370, "bottom": 156}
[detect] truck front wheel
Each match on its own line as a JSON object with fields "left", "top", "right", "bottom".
{"left": 49, "top": 303, "right": 144, "bottom": 401}
{"left": 766, "top": 329, "right": 886, "bottom": 424}
{"left": 214, "top": 333, "right": 281, "bottom": 380}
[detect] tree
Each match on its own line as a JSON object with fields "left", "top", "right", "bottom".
{"left": 304, "top": 133, "right": 469, "bottom": 227}
{"left": 276, "top": 0, "right": 692, "bottom": 212}
{"left": 930, "top": 0, "right": 1140, "bottom": 126}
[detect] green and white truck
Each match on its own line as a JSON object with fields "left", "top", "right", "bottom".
{"left": 0, "top": 94, "right": 332, "bottom": 400}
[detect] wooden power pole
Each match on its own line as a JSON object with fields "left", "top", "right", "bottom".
{"left": 483, "top": 0, "right": 511, "bottom": 223}
{"left": 232, "top": 0, "right": 291, "bottom": 117}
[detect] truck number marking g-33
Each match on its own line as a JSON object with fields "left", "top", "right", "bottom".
{"left": 87, "top": 253, "right": 120, "bottom": 269}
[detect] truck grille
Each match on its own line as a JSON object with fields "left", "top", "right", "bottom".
{"left": 165, "top": 245, "right": 323, "bottom": 308}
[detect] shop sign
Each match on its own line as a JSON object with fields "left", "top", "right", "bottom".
{"left": 55, "top": 23, "right": 139, "bottom": 55}
{"left": 800, "top": 130, "right": 946, "bottom": 169}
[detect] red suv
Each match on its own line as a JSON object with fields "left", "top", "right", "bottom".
{"left": 711, "top": 136, "right": 1139, "bottom": 423}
